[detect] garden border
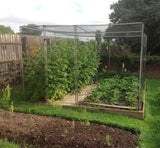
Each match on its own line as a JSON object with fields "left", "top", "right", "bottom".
{"left": 62, "top": 99, "right": 145, "bottom": 120}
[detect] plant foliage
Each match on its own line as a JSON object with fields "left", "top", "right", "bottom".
{"left": 86, "top": 74, "right": 138, "bottom": 106}
{"left": 23, "top": 39, "right": 99, "bottom": 101}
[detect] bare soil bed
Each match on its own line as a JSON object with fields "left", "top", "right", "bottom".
{"left": 0, "top": 109, "right": 138, "bottom": 148}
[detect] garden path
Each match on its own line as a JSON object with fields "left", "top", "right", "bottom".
{"left": 59, "top": 84, "right": 97, "bottom": 106}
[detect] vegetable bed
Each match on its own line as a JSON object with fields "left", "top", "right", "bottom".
{"left": 0, "top": 108, "right": 138, "bottom": 148}
{"left": 75, "top": 74, "right": 145, "bottom": 119}
{"left": 85, "top": 75, "right": 139, "bottom": 107}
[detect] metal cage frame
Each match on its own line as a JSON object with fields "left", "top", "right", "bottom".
{"left": 20, "top": 22, "right": 147, "bottom": 110}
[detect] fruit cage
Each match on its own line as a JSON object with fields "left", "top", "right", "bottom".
{"left": 19, "top": 22, "right": 147, "bottom": 111}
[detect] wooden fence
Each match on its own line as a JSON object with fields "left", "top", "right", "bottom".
{"left": 0, "top": 34, "right": 48, "bottom": 91}
{"left": 0, "top": 34, "right": 22, "bottom": 62}
{"left": 0, "top": 34, "right": 23, "bottom": 91}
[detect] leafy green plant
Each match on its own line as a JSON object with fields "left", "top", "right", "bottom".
{"left": 47, "top": 39, "right": 74, "bottom": 99}
{"left": 72, "top": 120, "right": 75, "bottom": 129}
{"left": 106, "top": 135, "right": 111, "bottom": 146}
{"left": 86, "top": 75, "right": 139, "bottom": 106}
{"left": 64, "top": 129, "right": 68, "bottom": 134}
{"left": 85, "top": 120, "right": 90, "bottom": 126}
{"left": 1, "top": 85, "right": 11, "bottom": 107}
{"left": 62, "top": 129, "right": 68, "bottom": 137}
{"left": 10, "top": 101, "right": 14, "bottom": 113}
{"left": 23, "top": 46, "right": 45, "bottom": 101}
{"left": 146, "top": 56, "right": 159, "bottom": 64}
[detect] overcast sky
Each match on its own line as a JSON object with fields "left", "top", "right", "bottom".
{"left": 0, "top": 0, "right": 118, "bottom": 32}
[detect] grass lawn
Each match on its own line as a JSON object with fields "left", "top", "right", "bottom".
{"left": 0, "top": 140, "right": 20, "bottom": 148}
{"left": 140, "top": 79, "right": 160, "bottom": 148}
{"left": 0, "top": 78, "right": 159, "bottom": 147}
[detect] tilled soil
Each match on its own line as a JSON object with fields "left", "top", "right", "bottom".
{"left": 0, "top": 109, "right": 138, "bottom": 148}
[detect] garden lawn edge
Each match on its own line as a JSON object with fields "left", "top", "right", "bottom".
{"left": 0, "top": 102, "right": 143, "bottom": 134}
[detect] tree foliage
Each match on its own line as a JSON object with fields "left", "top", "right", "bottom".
{"left": 0, "top": 25, "right": 14, "bottom": 34}
{"left": 109, "top": 0, "right": 160, "bottom": 55}
{"left": 21, "top": 24, "right": 42, "bottom": 36}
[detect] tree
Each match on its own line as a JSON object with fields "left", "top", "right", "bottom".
{"left": 109, "top": 0, "right": 160, "bottom": 55}
{"left": 20, "top": 24, "right": 42, "bottom": 36}
{"left": 0, "top": 25, "right": 14, "bottom": 34}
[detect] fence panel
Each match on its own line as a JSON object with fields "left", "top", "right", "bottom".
{"left": 0, "top": 34, "right": 22, "bottom": 91}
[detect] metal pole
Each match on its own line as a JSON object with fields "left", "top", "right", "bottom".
{"left": 43, "top": 27, "right": 49, "bottom": 100}
{"left": 94, "top": 40, "right": 98, "bottom": 81}
{"left": 139, "top": 23, "right": 144, "bottom": 110}
{"left": 74, "top": 25, "right": 78, "bottom": 104}
{"left": 143, "top": 34, "right": 147, "bottom": 86}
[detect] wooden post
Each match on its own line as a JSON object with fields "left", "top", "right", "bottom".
{"left": 143, "top": 34, "right": 147, "bottom": 87}
{"left": 47, "top": 38, "right": 52, "bottom": 51}
{"left": 21, "top": 36, "right": 27, "bottom": 54}
{"left": 13, "top": 60, "right": 16, "bottom": 86}
{"left": 21, "top": 49, "right": 25, "bottom": 100}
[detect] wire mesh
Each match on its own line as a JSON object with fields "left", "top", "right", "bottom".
{"left": 20, "top": 22, "right": 147, "bottom": 110}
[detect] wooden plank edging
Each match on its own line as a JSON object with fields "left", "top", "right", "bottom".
{"left": 62, "top": 99, "right": 145, "bottom": 120}
{"left": 84, "top": 102, "right": 136, "bottom": 110}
